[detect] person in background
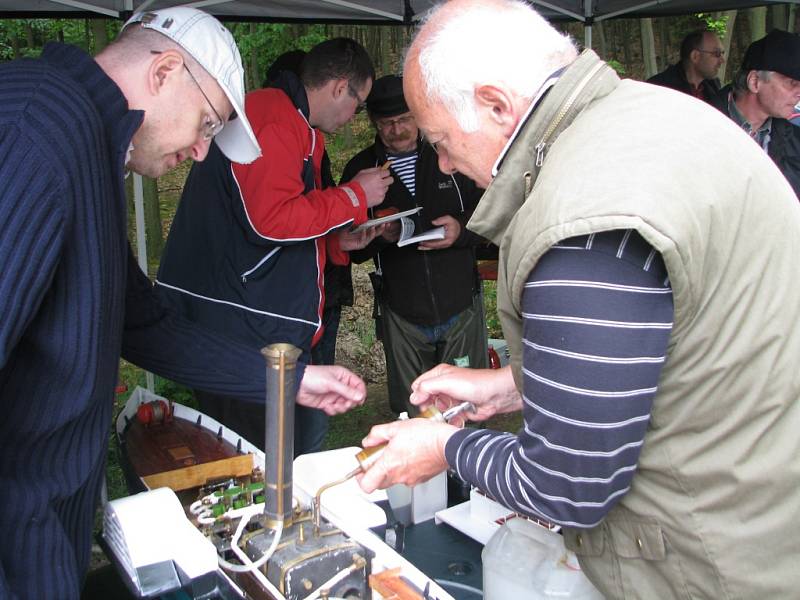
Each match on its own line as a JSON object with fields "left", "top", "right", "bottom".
{"left": 355, "top": 1, "right": 800, "bottom": 598}
{"left": 647, "top": 29, "right": 724, "bottom": 103}
{"left": 156, "top": 38, "right": 391, "bottom": 455}
{"left": 264, "top": 49, "right": 356, "bottom": 372}
{"left": 709, "top": 29, "right": 800, "bottom": 197}
{"left": 343, "top": 75, "right": 489, "bottom": 416}
{"left": 0, "top": 8, "right": 367, "bottom": 600}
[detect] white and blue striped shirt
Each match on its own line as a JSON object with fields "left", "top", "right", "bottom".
{"left": 386, "top": 150, "right": 418, "bottom": 196}
{"left": 446, "top": 230, "right": 673, "bottom": 528}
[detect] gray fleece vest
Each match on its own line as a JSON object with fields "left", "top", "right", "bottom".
{"left": 469, "top": 51, "right": 800, "bottom": 599}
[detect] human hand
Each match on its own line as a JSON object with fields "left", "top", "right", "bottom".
{"left": 419, "top": 215, "right": 461, "bottom": 250}
{"left": 337, "top": 223, "right": 387, "bottom": 251}
{"left": 351, "top": 167, "right": 393, "bottom": 208}
{"left": 381, "top": 220, "right": 401, "bottom": 242}
{"left": 410, "top": 364, "right": 521, "bottom": 425}
{"left": 296, "top": 365, "right": 366, "bottom": 415}
{"left": 356, "top": 418, "right": 458, "bottom": 493}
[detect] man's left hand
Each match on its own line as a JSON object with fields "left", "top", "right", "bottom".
{"left": 356, "top": 418, "right": 458, "bottom": 493}
{"left": 419, "top": 215, "right": 461, "bottom": 250}
{"left": 297, "top": 365, "right": 367, "bottom": 415}
{"left": 338, "top": 224, "right": 387, "bottom": 251}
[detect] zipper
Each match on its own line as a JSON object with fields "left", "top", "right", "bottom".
{"left": 534, "top": 60, "right": 607, "bottom": 168}
{"left": 240, "top": 247, "right": 281, "bottom": 283}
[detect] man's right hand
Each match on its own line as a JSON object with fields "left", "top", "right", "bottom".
{"left": 410, "top": 364, "right": 522, "bottom": 425}
{"left": 352, "top": 167, "right": 392, "bottom": 208}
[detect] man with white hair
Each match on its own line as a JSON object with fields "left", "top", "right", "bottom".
{"left": 356, "top": 0, "right": 800, "bottom": 597}
{"left": 0, "top": 8, "right": 367, "bottom": 599}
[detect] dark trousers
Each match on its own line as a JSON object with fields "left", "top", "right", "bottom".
{"left": 381, "top": 294, "right": 488, "bottom": 415}
{"left": 196, "top": 392, "right": 328, "bottom": 456}
{"left": 194, "top": 306, "right": 343, "bottom": 455}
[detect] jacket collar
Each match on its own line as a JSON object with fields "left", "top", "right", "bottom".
{"left": 270, "top": 71, "right": 311, "bottom": 122}
{"left": 468, "top": 50, "right": 618, "bottom": 245}
{"left": 41, "top": 43, "right": 143, "bottom": 168}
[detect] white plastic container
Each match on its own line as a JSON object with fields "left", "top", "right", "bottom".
{"left": 482, "top": 517, "right": 604, "bottom": 599}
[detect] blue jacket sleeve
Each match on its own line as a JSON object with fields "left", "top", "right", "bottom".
{"left": 121, "top": 247, "right": 305, "bottom": 401}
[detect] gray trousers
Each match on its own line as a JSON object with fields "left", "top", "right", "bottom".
{"left": 380, "top": 294, "right": 488, "bottom": 415}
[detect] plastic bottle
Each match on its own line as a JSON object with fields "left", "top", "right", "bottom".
{"left": 482, "top": 517, "right": 604, "bottom": 599}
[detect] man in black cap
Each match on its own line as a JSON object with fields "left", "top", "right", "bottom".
{"left": 710, "top": 29, "right": 800, "bottom": 197}
{"left": 342, "top": 74, "right": 491, "bottom": 415}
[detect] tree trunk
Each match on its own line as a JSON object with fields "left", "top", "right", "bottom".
{"left": 596, "top": 20, "right": 607, "bottom": 60}
{"left": 11, "top": 30, "right": 20, "bottom": 58}
{"left": 143, "top": 177, "right": 163, "bottom": 270}
{"left": 620, "top": 20, "right": 632, "bottom": 75}
{"left": 716, "top": 10, "right": 737, "bottom": 84}
{"left": 91, "top": 19, "right": 109, "bottom": 53}
{"left": 658, "top": 17, "right": 670, "bottom": 71}
{"left": 640, "top": 18, "right": 658, "bottom": 79}
{"left": 249, "top": 23, "right": 259, "bottom": 91}
{"left": 749, "top": 7, "right": 767, "bottom": 41}
{"left": 25, "top": 23, "right": 34, "bottom": 50}
{"left": 771, "top": 4, "right": 788, "bottom": 30}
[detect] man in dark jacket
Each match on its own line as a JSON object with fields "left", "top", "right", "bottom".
{"left": 156, "top": 39, "right": 390, "bottom": 454}
{"left": 647, "top": 30, "right": 724, "bottom": 103}
{"left": 709, "top": 29, "right": 800, "bottom": 197}
{"left": 344, "top": 75, "right": 490, "bottom": 415}
{"left": 0, "top": 9, "right": 368, "bottom": 599}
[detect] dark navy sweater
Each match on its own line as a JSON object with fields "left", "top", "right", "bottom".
{"left": 0, "top": 44, "right": 281, "bottom": 600}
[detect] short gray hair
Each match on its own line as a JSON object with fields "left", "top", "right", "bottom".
{"left": 411, "top": 0, "right": 577, "bottom": 132}
{"left": 733, "top": 68, "right": 772, "bottom": 93}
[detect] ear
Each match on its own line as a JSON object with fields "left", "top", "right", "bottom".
{"left": 474, "top": 85, "right": 518, "bottom": 136}
{"left": 147, "top": 50, "right": 184, "bottom": 96}
{"left": 746, "top": 70, "right": 760, "bottom": 93}
{"left": 332, "top": 78, "right": 349, "bottom": 100}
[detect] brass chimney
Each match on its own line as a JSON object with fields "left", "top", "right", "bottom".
{"left": 260, "top": 343, "right": 302, "bottom": 529}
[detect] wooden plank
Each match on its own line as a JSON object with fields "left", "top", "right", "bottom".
{"left": 142, "top": 453, "right": 254, "bottom": 492}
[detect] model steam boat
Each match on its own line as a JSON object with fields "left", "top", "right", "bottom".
{"left": 106, "top": 343, "right": 451, "bottom": 600}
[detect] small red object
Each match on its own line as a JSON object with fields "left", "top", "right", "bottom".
{"left": 488, "top": 346, "right": 501, "bottom": 369}
{"left": 136, "top": 400, "right": 172, "bottom": 426}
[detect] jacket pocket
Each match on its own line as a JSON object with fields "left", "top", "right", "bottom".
{"left": 566, "top": 519, "right": 693, "bottom": 600}
{"left": 240, "top": 247, "right": 281, "bottom": 283}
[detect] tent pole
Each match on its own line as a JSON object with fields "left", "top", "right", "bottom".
{"left": 133, "top": 173, "right": 156, "bottom": 392}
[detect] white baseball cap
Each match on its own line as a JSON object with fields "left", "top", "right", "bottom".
{"left": 124, "top": 7, "right": 261, "bottom": 164}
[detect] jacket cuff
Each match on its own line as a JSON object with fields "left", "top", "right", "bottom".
{"left": 340, "top": 182, "right": 369, "bottom": 224}
{"left": 327, "top": 233, "right": 351, "bottom": 266}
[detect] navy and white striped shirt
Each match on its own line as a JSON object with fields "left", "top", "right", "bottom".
{"left": 386, "top": 150, "right": 418, "bottom": 196}
{"left": 446, "top": 230, "right": 673, "bottom": 527}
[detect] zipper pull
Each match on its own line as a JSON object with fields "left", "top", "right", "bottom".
{"left": 535, "top": 141, "right": 546, "bottom": 167}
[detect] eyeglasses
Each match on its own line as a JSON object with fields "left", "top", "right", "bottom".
{"left": 347, "top": 83, "right": 367, "bottom": 114}
{"left": 182, "top": 64, "right": 225, "bottom": 140}
{"left": 376, "top": 115, "right": 415, "bottom": 131}
{"left": 150, "top": 50, "right": 225, "bottom": 141}
{"left": 697, "top": 49, "right": 725, "bottom": 58}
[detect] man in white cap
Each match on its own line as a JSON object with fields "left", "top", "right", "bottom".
{"left": 0, "top": 8, "right": 367, "bottom": 600}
